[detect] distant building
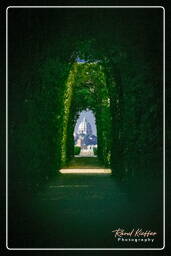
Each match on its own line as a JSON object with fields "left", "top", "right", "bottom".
{"left": 74, "top": 117, "right": 97, "bottom": 149}
{"left": 77, "top": 117, "right": 92, "bottom": 135}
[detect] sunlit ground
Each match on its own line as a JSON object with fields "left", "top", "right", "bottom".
{"left": 59, "top": 169, "right": 111, "bottom": 174}
{"left": 60, "top": 157, "right": 111, "bottom": 174}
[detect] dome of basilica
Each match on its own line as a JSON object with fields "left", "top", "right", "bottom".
{"left": 77, "top": 117, "right": 92, "bottom": 135}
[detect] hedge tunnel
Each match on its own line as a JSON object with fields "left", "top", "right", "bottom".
{"left": 8, "top": 8, "right": 163, "bottom": 188}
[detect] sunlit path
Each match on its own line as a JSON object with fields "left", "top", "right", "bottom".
{"left": 60, "top": 157, "right": 111, "bottom": 174}
{"left": 60, "top": 169, "right": 111, "bottom": 173}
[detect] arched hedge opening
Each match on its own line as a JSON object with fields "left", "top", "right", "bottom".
{"left": 60, "top": 60, "right": 113, "bottom": 168}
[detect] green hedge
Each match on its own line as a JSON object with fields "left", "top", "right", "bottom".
{"left": 93, "top": 147, "right": 98, "bottom": 155}
{"left": 74, "top": 146, "right": 81, "bottom": 155}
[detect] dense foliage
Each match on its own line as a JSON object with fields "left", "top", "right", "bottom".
{"left": 93, "top": 148, "right": 98, "bottom": 156}
{"left": 74, "top": 146, "right": 81, "bottom": 155}
{"left": 64, "top": 62, "right": 112, "bottom": 167}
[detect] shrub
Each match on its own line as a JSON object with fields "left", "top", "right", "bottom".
{"left": 93, "top": 147, "right": 98, "bottom": 155}
{"left": 74, "top": 146, "right": 81, "bottom": 155}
